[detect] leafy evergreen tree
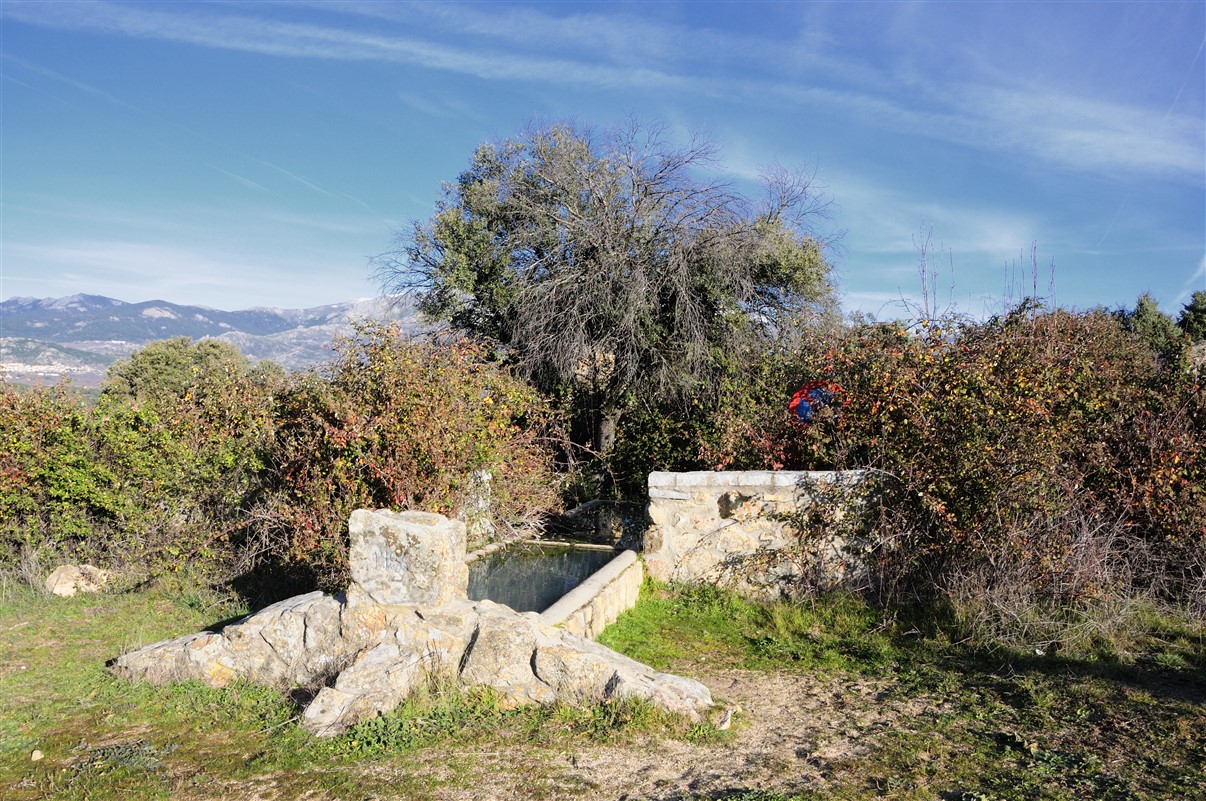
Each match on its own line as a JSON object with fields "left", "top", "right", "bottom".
{"left": 1115, "top": 293, "right": 1187, "bottom": 371}
{"left": 375, "top": 120, "right": 836, "bottom": 454}
{"left": 1177, "top": 290, "right": 1206, "bottom": 342}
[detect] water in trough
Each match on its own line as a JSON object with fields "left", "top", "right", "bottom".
{"left": 467, "top": 543, "right": 616, "bottom": 613}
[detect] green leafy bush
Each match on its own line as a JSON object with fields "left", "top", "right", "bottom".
{"left": 251, "top": 323, "right": 562, "bottom": 589}
{"left": 1, "top": 338, "right": 277, "bottom": 578}
{"left": 1, "top": 386, "right": 101, "bottom": 555}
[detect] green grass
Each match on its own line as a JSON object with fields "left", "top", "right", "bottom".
{"left": 0, "top": 579, "right": 712, "bottom": 800}
{"left": 1, "top": 575, "right": 1201, "bottom": 800}
{"left": 602, "top": 581, "right": 1205, "bottom": 801}
{"left": 597, "top": 581, "right": 927, "bottom": 673}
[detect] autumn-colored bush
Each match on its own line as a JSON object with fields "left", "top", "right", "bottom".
{"left": 620, "top": 304, "right": 1204, "bottom": 626}
{"left": 1, "top": 329, "right": 562, "bottom": 594}
{"left": 836, "top": 308, "right": 1201, "bottom": 589}
{"left": 250, "top": 324, "right": 562, "bottom": 590}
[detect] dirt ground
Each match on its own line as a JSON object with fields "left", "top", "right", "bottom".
{"left": 384, "top": 668, "right": 952, "bottom": 801}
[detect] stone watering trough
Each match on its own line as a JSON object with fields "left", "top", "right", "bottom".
{"left": 110, "top": 469, "right": 872, "bottom": 736}
{"left": 111, "top": 509, "right": 708, "bottom": 736}
{"left": 467, "top": 540, "right": 643, "bottom": 640}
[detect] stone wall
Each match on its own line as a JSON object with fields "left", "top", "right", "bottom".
{"left": 540, "top": 550, "right": 643, "bottom": 639}
{"left": 643, "top": 470, "right": 872, "bottom": 600}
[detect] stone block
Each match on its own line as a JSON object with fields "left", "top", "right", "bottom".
{"left": 347, "top": 509, "right": 468, "bottom": 607}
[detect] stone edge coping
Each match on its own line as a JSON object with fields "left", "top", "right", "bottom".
{"left": 539, "top": 549, "right": 639, "bottom": 628}
{"left": 465, "top": 539, "right": 617, "bottom": 564}
{"left": 648, "top": 470, "right": 866, "bottom": 490}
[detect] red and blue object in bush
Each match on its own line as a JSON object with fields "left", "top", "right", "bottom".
{"left": 789, "top": 380, "right": 844, "bottom": 423}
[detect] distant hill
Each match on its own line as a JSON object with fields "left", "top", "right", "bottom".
{"left": 0, "top": 294, "right": 421, "bottom": 387}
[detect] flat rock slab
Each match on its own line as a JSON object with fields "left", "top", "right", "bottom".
{"left": 111, "top": 509, "right": 712, "bottom": 736}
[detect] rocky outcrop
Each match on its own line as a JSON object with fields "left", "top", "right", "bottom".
{"left": 112, "top": 591, "right": 349, "bottom": 688}
{"left": 112, "top": 509, "right": 712, "bottom": 736}
{"left": 45, "top": 564, "right": 114, "bottom": 597}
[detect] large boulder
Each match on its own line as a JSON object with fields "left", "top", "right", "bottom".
{"left": 305, "top": 599, "right": 713, "bottom": 735}
{"left": 112, "top": 509, "right": 714, "bottom": 736}
{"left": 111, "top": 591, "right": 349, "bottom": 688}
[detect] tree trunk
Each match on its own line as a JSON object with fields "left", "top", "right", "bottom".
{"left": 594, "top": 404, "right": 621, "bottom": 455}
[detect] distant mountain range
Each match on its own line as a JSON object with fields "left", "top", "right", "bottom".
{"left": 1, "top": 294, "right": 421, "bottom": 387}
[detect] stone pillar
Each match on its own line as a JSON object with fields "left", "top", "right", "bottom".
{"left": 346, "top": 509, "right": 468, "bottom": 608}
{"left": 461, "top": 469, "right": 496, "bottom": 545}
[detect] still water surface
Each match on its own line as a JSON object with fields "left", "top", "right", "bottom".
{"left": 467, "top": 544, "right": 615, "bottom": 613}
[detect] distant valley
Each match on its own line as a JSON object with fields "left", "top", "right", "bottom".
{"left": 1, "top": 294, "right": 420, "bottom": 387}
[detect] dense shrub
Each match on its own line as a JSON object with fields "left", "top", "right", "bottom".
{"left": 249, "top": 324, "right": 562, "bottom": 590}
{"left": 619, "top": 304, "right": 1204, "bottom": 631}
{"left": 1, "top": 339, "right": 278, "bottom": 578}
{"left": 843, "top": 309, "right": 1200, "bottom": 587}
{"left": 1, "top": 385, "right": 102, "bottom": 557}
{"left": 1, "top": 329, "right": 562, "bottom": 593}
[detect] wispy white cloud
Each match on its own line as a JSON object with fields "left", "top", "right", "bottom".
{"left": 2, "top": 51, "right": 146, "bottom": 113}
{"left": 251, "top": 209, "right": 385, "bottom": 236}
{"left": 6, "top": 0, "right": 1200, "bottom": 183}
{"left": 207, "top": 164, "right": 271, "bottom": 193}
{"left": 3, "top": 238, "right": 374, "bottom": 308}
{"left": 5, "top": 240, "right": 269, "bottom": 298}
{"left": 2, "top": 49, "right": 386, "bottom": 218}
{"left": 1178, "top": 254, "right": 1206, "bottom": 305}
{"left": 245, "top": 158, "right": 382, "bottom": 218}
{"left": 970, "top": 87, "right": 1204, "bottom": 178}
{"left": 831, "top": 173, "right": 1039, "bottom": 262}
{"left": 395, "top": 88, "right": 484, "bottom": 122}
{"left": 2, "top": 0, "right": 688, "bottom": 90}
{"left": 5, "top": 193, "right": 384, "bottom": 240}
{"left": 310, "top": 0, "right": 752, "bottom": 73}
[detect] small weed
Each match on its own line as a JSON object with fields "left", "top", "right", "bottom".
{"left": 684, "top": 721, "right": 727, "bottom": 744}
{"left": 74, "top": 739, "right": 172, "bottom": 776}
{"left": 553, "top": 696, "right": 676, "bottom": 741}
{"left": 642, "top": 792, "right": 813, "bottom": 801}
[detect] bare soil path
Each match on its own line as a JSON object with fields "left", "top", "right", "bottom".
{"left": 375, "top": 668, "right": 953, "bottom": 801}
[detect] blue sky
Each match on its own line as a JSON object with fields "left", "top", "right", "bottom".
{"left": 2, "top": 1, "right": 1203, "bottom": 319}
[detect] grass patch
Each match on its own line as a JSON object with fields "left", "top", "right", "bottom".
{"left": 1, "top": 575, "right": 1200, "bottom": 800}
{"left": 597, "top": 580, "right": 926, "bottom": 674}
{"left": 333, "top": 683, "right": 704, "bottom": 761}
{"left": 603, "top": 581, "right": 1205, "bottom": 801}
{"left": 0, "top": 579, "right": 715, "bottom": 800}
